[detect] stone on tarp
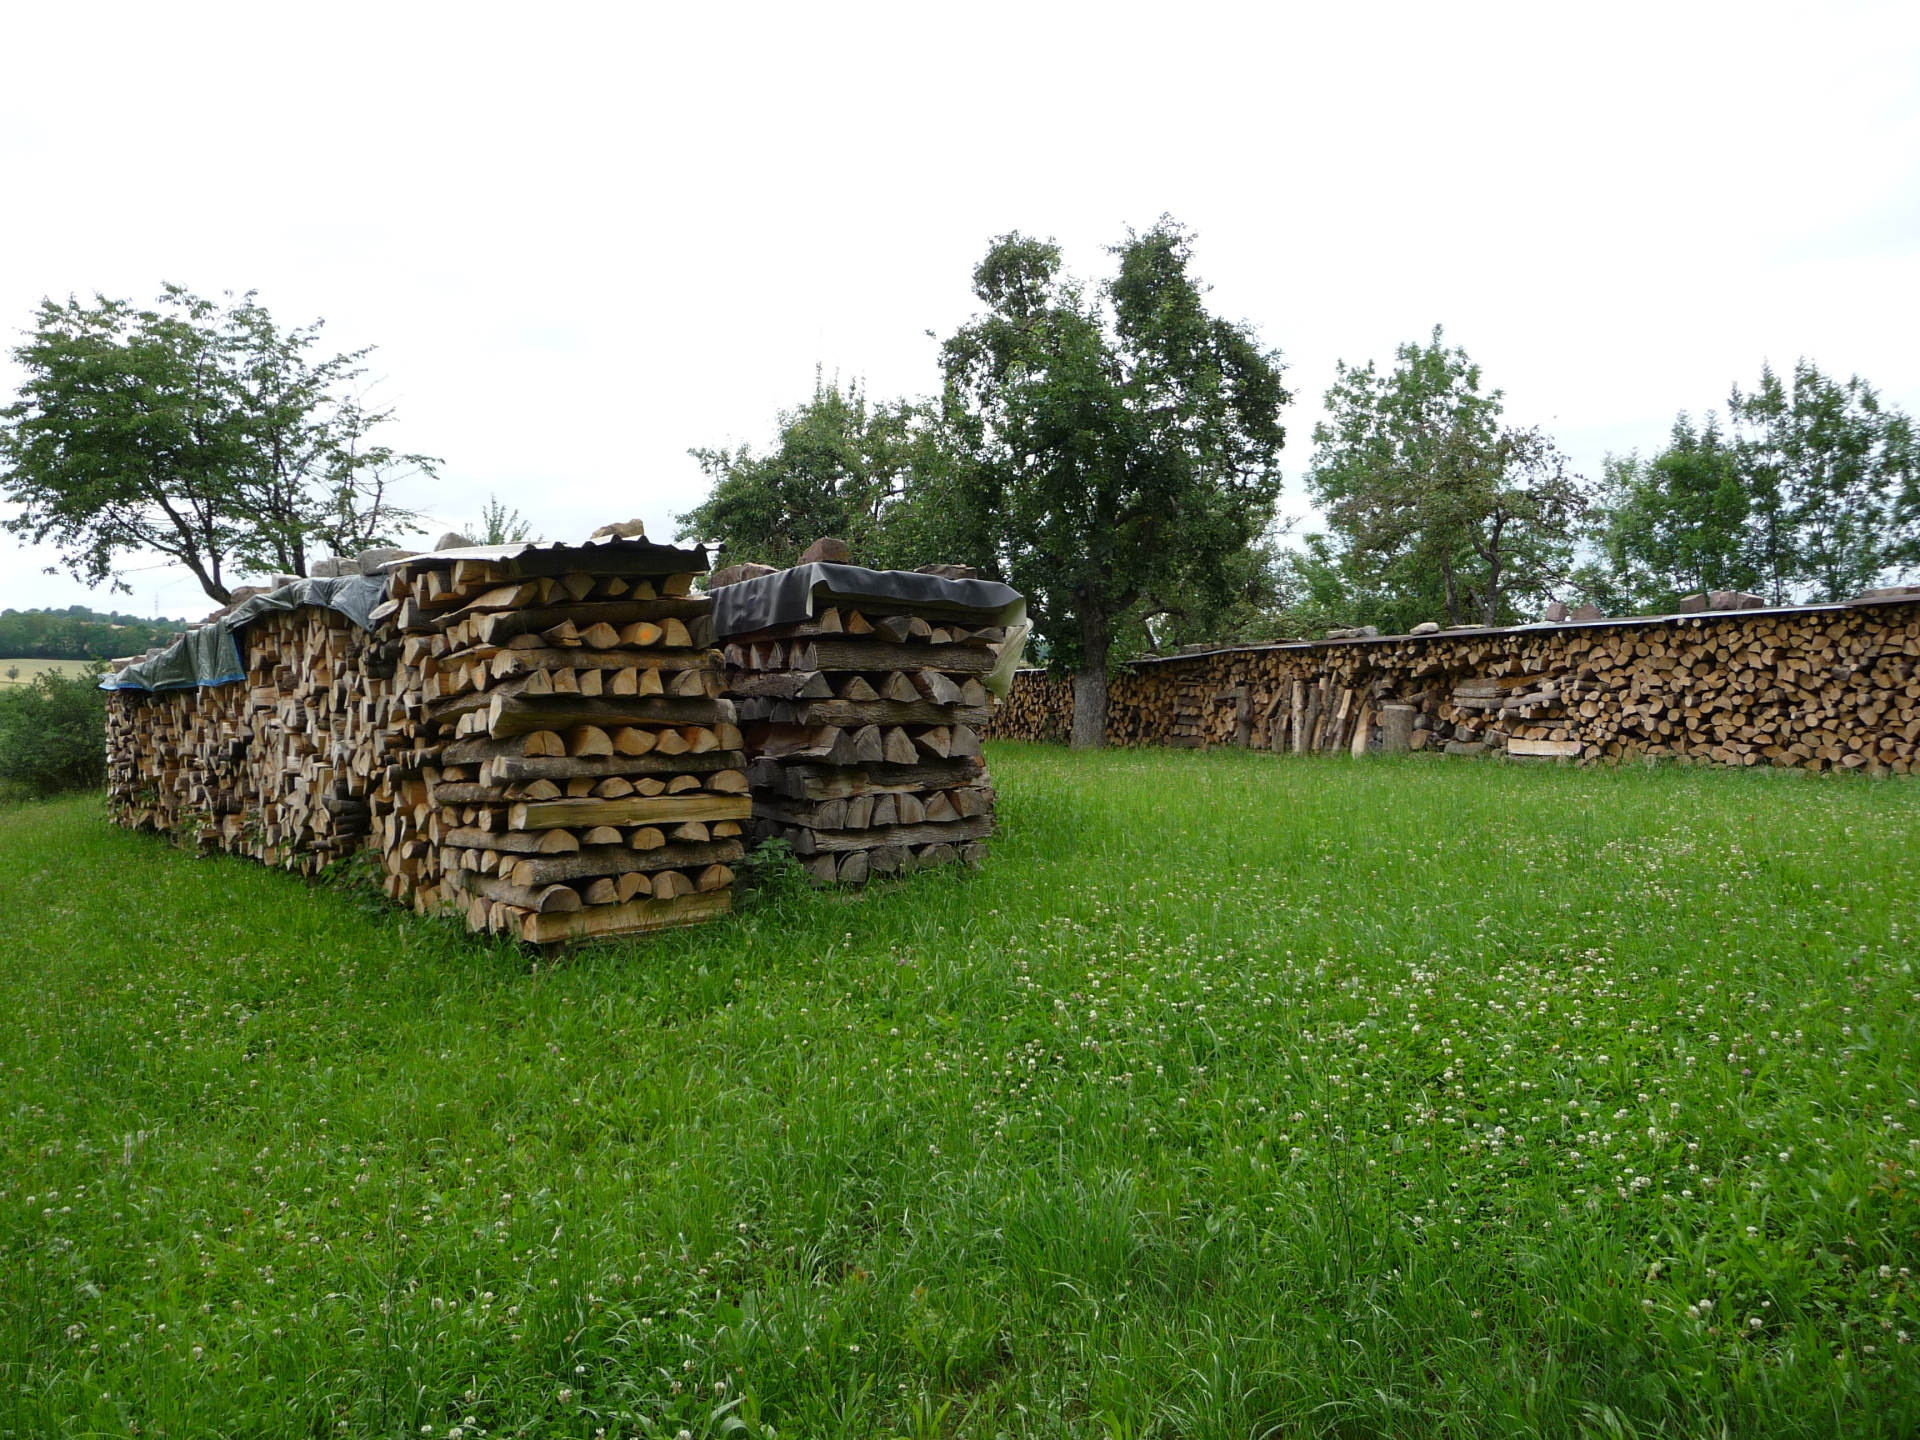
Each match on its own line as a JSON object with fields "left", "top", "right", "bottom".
{"left": 589, "top": 518, "right": 648, "bottom": 540}
{"left": 434, "top": 532, "right": 475, "bottom": 551}
{"left": 1677, "top": 593, "right": 1709, "bottom": 613}
{"left": 1544, "top": 600, "right": 1569, "bottom": 622}
{"left": 1410, "top": 621, "right": 1441, "bottom": 635}
{"left": 1848, "top": 584, "right": 1920, "bottom": 606}
{"left": 797, "top": 537, "right": 850, "bottom": 565}
{"left": 1571, "top": 602, "right": 1603, "bottom": 622}
{"left": 706, "top": 562, "right": 778, "bottom": 590}
{"left": 1709, "top": 590, "right": 1764, "bottom": 611}
{"left": 915, "top": 563, "right": 978, "bottom": 581}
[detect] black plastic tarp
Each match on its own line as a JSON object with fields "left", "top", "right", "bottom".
{"left": 712, "top": 563, "right": 1021, "bottom": 637}
{"left": 711, "top": 562, "right": 1029, "bottom": 697}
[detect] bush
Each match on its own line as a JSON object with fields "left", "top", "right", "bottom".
{"left": 0, "top": 667, "right": 106, "bottom": 796}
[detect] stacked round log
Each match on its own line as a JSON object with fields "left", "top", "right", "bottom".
{"left": 712, "top": 561, "right": 1019, "bottom": 885}
{"left": 104, "top": 529, "right": 747, "bottom": 944}
{"left": 987, "top": 593, "right": 1920, "bottom": 775}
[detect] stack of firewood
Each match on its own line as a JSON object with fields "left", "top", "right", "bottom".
{"left": 714, "top": 546, "right": 1011, "bottom": 884}
{"left": 988, "top": 594, "right": 1920, "bottom": 774}
{"left": 404, "top": 539, "right": 746, "bottom": 942}
{"left": 106, "top": 605, "right": 391, "bottom": 866}
{"left": 106, "top": 525, "right": 748, "bottom": 943}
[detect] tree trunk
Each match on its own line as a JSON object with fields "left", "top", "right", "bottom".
{"left": 1070, "top": 601, "right": 1111, "bottom": 750}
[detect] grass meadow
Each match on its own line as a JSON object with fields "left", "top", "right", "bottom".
{"left": 0, "top": 659, "right": 94, "bottom": 688}
{"left": 1, "top": 744, "right": 1916, "bottom": 1438}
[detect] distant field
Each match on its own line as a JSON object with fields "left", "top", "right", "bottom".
{"left": 1, "top": 747, "right": 1915, "bottom": 1437}
{"left": 0, "top": 657, "right": 96, "bottom": 686}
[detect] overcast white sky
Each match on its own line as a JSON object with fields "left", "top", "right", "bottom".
{"left": 2, "top": 0, "right": 1917, "bottom": 620}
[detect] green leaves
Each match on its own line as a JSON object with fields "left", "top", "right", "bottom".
{"left": 940, "top": 221, "right": 1289, "bottom": 741}
{"left": 1304, "top": 326, "right": 1587, "bottom": 630}
{"left": 0, "top": 665, "right": 107, "bottom": 795}
{"left": 0, "top": 287, "right": 434, "bottom": 604}
{"left": 1584, "top": 361, "right": 1917, "bottom": 612}
{"left": 677, "top": 220, "right": 1292, "bottom": 746}
{"left": 1728, "top": 361, "right": 1917, "bottom": 604}
{"left": 676, "top": 375, "right": 934, "bottom": 571}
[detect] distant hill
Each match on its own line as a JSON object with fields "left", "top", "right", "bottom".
{"left": 0, "top": 606, "right": 189, "bottom": 661}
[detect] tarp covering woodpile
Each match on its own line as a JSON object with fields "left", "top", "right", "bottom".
{"left": 711, "top": 546, "right": 1025, "bottom": 885}
{"left": 103, "top": 525, "right": 750, "bottom": 944}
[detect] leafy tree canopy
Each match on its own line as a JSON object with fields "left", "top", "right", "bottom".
{"left": 1304, "top": 326, "right": 1589, "bottom": 630}
{"left": 1, "top": 286, "right": 436, "bottom": 603}
{"left": 1578, "top": 361, "right": 1916, "bottom": 611}
{"left": 1729, "top": 360, "right": 1916, "bottom": 603}
{"left": 676, "top": 374, "right": 940, "bottom": 571}
{"left": 934, "top": 221, "right": 1289, "bottom": 745}
{"left": 0, "top": 607, "right": 185, "bottom": 661}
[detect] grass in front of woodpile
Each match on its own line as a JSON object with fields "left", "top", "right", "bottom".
{"left": 2, "top": 747, "right": 1916, "bottom": 1439}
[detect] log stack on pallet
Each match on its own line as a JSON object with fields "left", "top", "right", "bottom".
{"left": 393, "top": 531, "right": 746, "bottom": 943}
{"left": 711, "top": 541, "right": 1024, "bottom": 884}
{"left": 105, "top": 523, "right": 749, "bottom": 944}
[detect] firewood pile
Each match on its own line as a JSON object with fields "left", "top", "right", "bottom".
{"left": 106, "top": 605, "right": 387, "bottom": 868}
{"left": 710, "top": 541, "right": 1023, "bottom": 884}
{"left": 106, "top": 524, "right": 750, "bottom": 943}
{"left": 989, "top": 594, "right": 1920, "bottom": 775}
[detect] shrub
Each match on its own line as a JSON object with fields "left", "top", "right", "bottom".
{"left": 0, "top": 667, "right": 106, "bottom": 796}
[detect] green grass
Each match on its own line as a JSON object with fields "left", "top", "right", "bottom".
{"left": 0, "top": 659, "right": 95, "bottom": 688}
{"left": 2, "top": 745, "right": 1917, "bottom": 1439}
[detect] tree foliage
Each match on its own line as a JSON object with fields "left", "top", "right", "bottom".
{"left": 1581, "top": 362, "right": 1917, "bottom": 610}
{"left": 0, "top": 606, "right": 184, "bottom": 661}
{"left": 676, "top": 375, "right": 939, "bottom": 570}
{"left": 0, "top": 666, "right": 106, "bottom": 796}
{"left": 1583, "top": 415, "right": 1755, "bottom": 612}
{"left": 1, "top": 287, "right": 435, "bottom": 603}
{"left": 935, "top": 222, "right": 1288, "bottom": 745}
{"left": 1304, "top": 327, "right": 1588, "bottom": 630}
{"left": 471, "top": 494, "right": 539, "bottom": 545}
{"left": 1729, "top": 360, "right": 1916, "bottom": 603}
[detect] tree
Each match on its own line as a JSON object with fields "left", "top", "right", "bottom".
{"left": 1583, "top": 415, "right": 1756, "bottom": 611}
{"left": 676, "top": 374, "right": 937, "bottom": 569}
{"left": 1728, "top": 360, "right": 1916, "bottom": 603}
{"left": 1580, "top": 363, "right": 1918, "bottom": 610}
{"left": 1, "top": 286, "right": 433, "bottom": 604}
{"left": 936, "top": 221, "right": 1288, "bottom": 746}
{"left": 1304, "top": 327, "right": 1588, "bottom": 628}
{"left": 0, "top": 666, "right": 106, "bottom": 795}
{"left": 471, "top": 495, "right": 539, "bottom": 544}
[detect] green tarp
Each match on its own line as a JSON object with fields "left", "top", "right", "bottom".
{"left": 100, "top": 574, "right": 388, "bottom": 693}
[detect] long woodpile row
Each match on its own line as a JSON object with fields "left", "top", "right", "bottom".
{"left": 712, "top": 546, "right": 1018, "bottom": 884}
{"left": 105, "top": 604, "right": 391, "bottom": 868}
{"left": 107, "top": 526, "right": 751, "bottom": 943}
{"left": 988, "top": 591, "right": 1920, "bottom": 775}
